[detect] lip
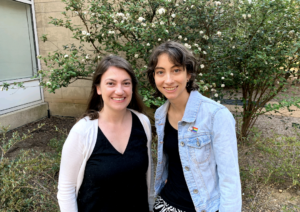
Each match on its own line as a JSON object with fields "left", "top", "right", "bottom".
{"left": 163, "top": 86, "right": 178, "bottom": 93}
{"left": 111, "top": 97, "right": 126, "bottom": 102}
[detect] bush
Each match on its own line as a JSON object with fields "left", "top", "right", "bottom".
{"left": 0, "top": 125, "right": 64, "bottom": 212}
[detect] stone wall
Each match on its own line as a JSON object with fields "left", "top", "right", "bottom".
{"left": 34, "top": 0, "right": 91, "bottom": 117}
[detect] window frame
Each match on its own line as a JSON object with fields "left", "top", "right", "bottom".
{"left": 0, "top": 0, "right": 44, "bottom": 115}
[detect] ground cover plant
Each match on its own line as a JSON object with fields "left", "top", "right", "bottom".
{"left": 3, "top": 0, "right": 300, "bottom": 140}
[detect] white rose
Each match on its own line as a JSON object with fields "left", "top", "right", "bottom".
{"left": 242, "top": 14, "right": 246, "bottom": 19}
{"left": 64, "top": 54, "right": 68, "bottom": 58}
{"left": 91, "top": 13, "right": 95, "bottom": 16}
{"left": 146, "top": 43, "right": 150, "bottom": 46}
{"left": 165, "top": 30, "right": 169, "bottom": 33}
{"left": 217, "top": 31, "right": 221, "bottom": 37}
{"left": 86, "top": 33, "right": 90, "bottom": 36}
{"left": 232, "top": 46, "right": 235, "bottom": 49}
{"left": 86, "top": 55, "right": 89, "bottom": 59}
{"left": 171, "top": 14, "right": 176, "bottom": 18}
{"left": 98, "top": 56, "right": 101, "bottom": 59}
{"left": 199, "top": 31, "right": 204, "bottom": 34}
{"left": 160, "top": 21, "right": 164, "bottom": 25}
{"left": 175, "top": 3, "right": 179, "bottom": 6}
{"left": 46, "top": 81, "right": 51, "bottom": 86}
{"left": 158, "top": 38, "right": 161, "bottom": 41}
{"left": 200, "top": 64, "right": 205, "bottom": 69}
{"left": 191, "top": 5, "right": 194, "bottom": 8}
{"left": 178, "top": 35, "right": 182, "bottom": 39}
{"left": 221, "top": 77, "right": 224, "bottom": 80}
{"left": 203, "top": 51, "right": 207, "bottom": 54}
{"left": 214, "top": 93, "right": 218, "bottom": 97}
{"left": 199, "top": 73, "right": 203, "bottom": 76}
{"left": 82, "top": 31, "right": 87, "bottom": 35}
{"left": 221, "top": 84, "right": 225, "bottom": 87}
{"left": 248, "top": 14, "right": 251, "bottom": 18}
{"left": 134, "top": 54, "right": 139, "bottom": 58}
{"left": 198, "top": 47, "right": 202, "bottom": 51}
{"left": 230, "top": 73, "right": 234, "bottom": 76}
{"left": 217, "top": 100, "right": 221, "bottom": 104}
{"left": 184, "top": 38, "right": 187, "bottom": 41}
{"left": 194, "top": 44, "right": 199, "bottom": 47}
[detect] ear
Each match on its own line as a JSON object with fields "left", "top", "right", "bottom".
{"left": 187, "top": 73, "right": 191, "bottom": 81}
{"left": 96, "top": 85, "right": 101, "bottom": 95}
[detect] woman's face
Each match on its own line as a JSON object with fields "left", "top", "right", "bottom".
{"left": 154, "top": 53, "right": 190, "bottom": 102}
{"left": 97, "top": 66, "right": 132, "bottom": 112}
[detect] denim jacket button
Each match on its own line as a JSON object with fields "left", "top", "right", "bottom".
{"left": 193, "top": 189, "right": 198, "bottom": 194}
{"left": 201, "top": 210, "right": 206, "bottom": 212}
{"left": 185, "top": 166, "right": 190, "bottom": 171}
{"left": 196, "top": 141, "right": 200, "bottom": 146}
{"left": 180, "top": 142, "right": 185, "bottom": 147}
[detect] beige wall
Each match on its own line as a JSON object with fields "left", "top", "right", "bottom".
{"left": 35, "top": 0, "right": 90, "bottom": 117}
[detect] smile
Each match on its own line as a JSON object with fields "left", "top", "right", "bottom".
{"left": 112, "top": 97, "right": 125, "bottom": 100}
{"left": 164, "top": 86, "right": 178, "bottom": 91}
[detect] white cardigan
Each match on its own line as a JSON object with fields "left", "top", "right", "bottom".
{"left": 57, "top": 109, "right": 154, "bottom": 211}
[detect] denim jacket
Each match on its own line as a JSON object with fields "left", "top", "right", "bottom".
{"left": 154, "top": 91, "right": 242, "bottom": 212}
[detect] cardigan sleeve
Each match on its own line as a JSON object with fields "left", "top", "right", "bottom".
{"left": 57, "top": 130, "right": 85, "bottom": 212}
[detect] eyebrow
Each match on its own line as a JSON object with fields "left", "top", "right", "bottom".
{"left": 105, "top": 78, "right": 131, "bottom": 82}
{"left": 155, "top": 65, "right": 182, "bottom": 70}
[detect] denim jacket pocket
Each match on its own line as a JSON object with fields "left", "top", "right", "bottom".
{"left": 187, "top": 135, "right": 211, "bottom": 164}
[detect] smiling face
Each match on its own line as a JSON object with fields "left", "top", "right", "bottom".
{"left": 154, "top": 53, "right": 191, "bottom": 102}
{"left": 96, "top": 66, "right": 132, "bottom": 112}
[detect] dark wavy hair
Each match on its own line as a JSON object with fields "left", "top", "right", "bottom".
{"left": 146, "top": 41, "right": 199, "bottom": 98}
{"left": 81, "top": 55, "right": 145, "bottom": 120}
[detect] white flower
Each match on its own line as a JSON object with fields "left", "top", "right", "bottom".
{"left": 160, "top": 21, "right": 164, "bottom": 25}
{"left": 82, "top": 59, "right": 86, "bottom": 62}
{"left": 248, "top": 14, "right": 251, "bottom": 18}
{"left": 211, "top": 88, "right": 216, "bottom": 92}
{"left": 0, "top": 86, "right": 4, "bottom": 91}
{"left": 168, "top": 39, "right": 170, "bottom": 41}
{"left": 149, "top": 50, "right": 152, "bottom": 53}
{"left": 242, "top": 14, "right": 247, "bottom": 19}
{"left": 82, "top": 31, "right": 87, "bottom": 35}
{"left": 171, "top": 14, "right": 176, "bottom": 18}
{"left": 184, "top": 38, "right": 187, "bottom": 41}
{"left": 289, "top": 56, "right": 293, "bottom": 60}
{"left": 203, "top": 86, "right": 208, "bottom": 91}
{"left": 198, "top": 47, "right": 202, "bottom": 51}
{"left": 277, "top": 81, "right": 280, "bottom": 84}
{"left": 200, "top": 80, "right": 204, "bottom": 84}
{"left": 91, "top": 13, "right": 95, "bottom": 16}
{"left": 186, "top": 8, "right": 189, "bottom": 11}
{"left": 134, "top": 54, "right": 139, "bottom": 58}
{"left": 113, "top": 19, "right": 118, "bottom": 23}
{"left": 141, "top": 23, "right": 146, "bottom": 27}
{"left": 184, "top": 43, "right": 191, "bottom": 49}
{"left": 199, "top": 73, "right": 203, "bottom": 76}
{"left": 146, "top": 43, "right": 150, "bottom": 46}
{"left": 64, "top": 54, "right": 68, "bottom": 58}
{"left": 172, "top": 22, "right": 176, "bottom": 26}
{"left": 157, "top": 8, "right": 166, "bottom": 15}
{"left": 83, "top": 11, "right": 87, "bottom": 15}
{"left": 116, "top": 12, "right": 124, "bottom": 17}
{"left": 215, "top": 1, "right": 221, "bottom": 6}
{"left": 151, "top": 23, "right": 155, "bottom": 27}
{"left": 86, "top": 33, "right": 90, "bottom": 36}
{"left": 221, "top": 84, "right": 225, "bottom": 87}
{"left": 165, "top": 30, "right": 169, "bottom": 33}
{"left": 175, "top": 3, "right": 179, "bottom": 6}
{"left": 108, "top": 30, "right": 115, "bottom": 34}
{"left": 158, "top": 38, "right": 161, "bottom": 41}
{"left": 191, "top": 5, "right": 194, "bottom": 8}
{"left": 167, "top": 0, "right": 171, "bottom": 2}
{"left": 203, "top": 51, "right": 207, "bottom": 54}
{"left": 203, "top": 35, "right": 209, "bottom": 40}
{"left": 86, "top": 55, "right": 89, "bottom": 59}
{"left": 212, "top": 83, "right": 216, "bottom": 87}
{"left": 50, "top": 69, "right": 53, "bottom": 72}
{"left": 138, "top": 17, "right": 145, "bottom": 22}
{"left": 217, "top": 100, "right": 221, "bottom": 104}
{"left": 178, "top": 35, "right": 182, "bottom": 39}
{"left": 75, "top": 11, "right": 78, "bottom": 15}
{"left": 46, "top": 81, "right": 51, "bottom": 86}
{"left": 279, "top": 67, "right": 285, "bottom": 70}
{"left": 144, "top": 65, "right": 147, "bottom": 68}
{"left": 232, "top": 46, "right": 235, "bottom": 49}
{"left": 217, "top": 31, "right": 222, "bottom": 37}
{"left": 98, "top": 56, "right": 101, "bottom": 59}
{"left": 214, "top": 93, "right": 218, "bottom": 97}
{"left": 194, "top": 44, "right": 199, "bottom": 47}
{"left": 199, "top": 31, "right": 204, "bottom": 34}
{"left": 221, "top": 77, "right": 224, "bottom": 80}
{"left": 200, "top": 64, "right": 205, "bottom": 69}
{"left": 230, "top": 73, "right": 234, "bottom": 76}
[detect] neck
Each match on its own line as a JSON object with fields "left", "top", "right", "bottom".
{"left": 168, "top": 91, "right": 190, "bottom": 116}
{"left": 99, "top": 107, "right": 128, "bottom": 124}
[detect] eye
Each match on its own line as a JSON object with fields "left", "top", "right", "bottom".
{"left": 107, "top": 82, "right": 114, "bottom": 86}
{"left": 156, "top": 70, "right": 164, "bottom": 75}
{"left": 124, "top": 82, "right": 131, "bottom": 86}
{"left": 174, "top": 69, "right": 181, "bottom": 73}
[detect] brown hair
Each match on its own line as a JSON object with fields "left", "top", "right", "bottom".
{"left": 81, "top": 55, "right": 145, "bottom": 120}
{"left": 146, "top": 41, "right": 199, "bottom": 97}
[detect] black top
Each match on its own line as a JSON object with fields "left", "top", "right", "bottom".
{"left": 77, "top": 112, "right": 149, "bottom": 212}
{"left": 160, "top": 117, "right": 196, "bottom": 212}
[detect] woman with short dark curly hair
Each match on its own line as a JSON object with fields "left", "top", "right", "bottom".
{"left": 147, "top": 41, "right": 241, "bottom": 212}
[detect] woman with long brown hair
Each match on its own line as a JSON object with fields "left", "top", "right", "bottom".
{"left": 57, "top": 55, "right": 154, "bottom": 212}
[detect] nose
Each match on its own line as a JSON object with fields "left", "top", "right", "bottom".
{"left": 115, "top": 84, "right": 124, "bottom": 95}
{"left": 165, "top": 73, "right": 174, "bottom": 84}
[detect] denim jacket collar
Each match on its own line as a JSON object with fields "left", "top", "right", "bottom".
{"left": 154, "top": 90, "right": 202, "bottom": 123}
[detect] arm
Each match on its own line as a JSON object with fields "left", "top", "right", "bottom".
{"left": 212, "top": 108, "right": 242, "bottom": 212}
{"left": 57, "top": 130, "right": 85, "bottom": 212}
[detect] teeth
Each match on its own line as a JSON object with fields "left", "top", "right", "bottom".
{"left": 112, "top": 98, "right": 125, "bottom": 100}
{"left": 165, "top": 87, "right": 176, "bottom": 91}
